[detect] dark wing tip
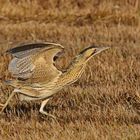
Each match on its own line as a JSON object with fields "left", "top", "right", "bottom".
{"left": 6, "top": 42, "right": 64, "bottom": 55}
{"left": 7, "top": 42, "right": 49, "bottom": 54}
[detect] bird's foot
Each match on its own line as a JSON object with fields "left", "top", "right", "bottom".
{"left": 0, "top": 103, "right": 4, "bottom": 107}
{"left": 40, "top": 110, "right": 56, "bottom": 120}
{"left": 46, "top": 113, "right": 57, "bottom": 120}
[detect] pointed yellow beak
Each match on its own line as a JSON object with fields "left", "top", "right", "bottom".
{"left": 93, "top": 46, "right": 110, "bottom": 56}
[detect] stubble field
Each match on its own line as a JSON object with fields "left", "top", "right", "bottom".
{"left": 0, "top": 0, "right": 140, "bottom": 140}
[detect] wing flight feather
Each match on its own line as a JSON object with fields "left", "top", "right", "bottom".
{"left": 7, "top": 42, "right": 64, "bottom": 82}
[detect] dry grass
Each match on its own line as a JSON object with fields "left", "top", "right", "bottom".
{"left": 0, "top": 0, "right": 140, "bottom": 140}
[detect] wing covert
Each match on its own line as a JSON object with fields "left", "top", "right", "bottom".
{"left": 7, "top": 42, "right": 64, "bottom": 58}
{"left": 7, "top": 42, "right": 64, "bottom": 82}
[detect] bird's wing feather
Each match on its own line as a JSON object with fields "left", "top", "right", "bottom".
{"left": 7, "top": 42, "right": 64, "bottom": 82}
{"left": 8, "top": 56, "right": 35, "bottom": 79}
{"left": 7, "top": 42, "right": 63, "bottom": 58}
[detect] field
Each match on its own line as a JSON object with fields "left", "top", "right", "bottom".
{"left": 0, "top": 0, "right": 140, "bottom": 139}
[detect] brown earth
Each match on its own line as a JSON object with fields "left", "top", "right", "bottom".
{"left": 0, "top": 0, "right": 140, "bottom": 140}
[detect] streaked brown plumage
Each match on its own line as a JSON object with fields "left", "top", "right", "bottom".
{"left": 0, "top": 42, "right": 109, "bottom": 118}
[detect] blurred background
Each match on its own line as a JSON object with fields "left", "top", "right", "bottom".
{"left": 0, "top": 0, "right": 140, "bottom": 140}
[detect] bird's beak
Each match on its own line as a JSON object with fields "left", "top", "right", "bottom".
{"left": 93, "top": 46, "right": 110, "bottom": 56}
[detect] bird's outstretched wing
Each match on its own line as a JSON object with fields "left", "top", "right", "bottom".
{"left": 7, "top": 42, "right": 64, "bottom": 83}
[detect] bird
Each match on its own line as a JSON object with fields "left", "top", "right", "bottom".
{"left": 0, "top": 42, "right": 109, "bottom": 118}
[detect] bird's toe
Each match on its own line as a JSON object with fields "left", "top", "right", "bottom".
{"left": 0, "top": 103, "right": 4, "bottom": 107}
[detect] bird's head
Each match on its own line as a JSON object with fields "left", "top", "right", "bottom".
{"left": 74, "top": 45, "right": 110, "bottom": 65}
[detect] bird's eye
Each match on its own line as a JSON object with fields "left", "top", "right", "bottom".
{"left": 53, "top": 56, "right": 58, "bottom": 61}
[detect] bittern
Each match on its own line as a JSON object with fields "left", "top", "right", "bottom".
{"left": 0, "top": 42, "right": 109, "bottom": 118}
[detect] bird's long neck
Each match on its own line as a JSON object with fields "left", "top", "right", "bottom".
{"left": 57, "top": 60, "right": 86, "bottom": 87}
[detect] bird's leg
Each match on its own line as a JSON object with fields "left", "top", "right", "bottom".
{"left": 39, "top": 98, "right": 56, "bottom": 119}
{"left": 0, "top": 91, "right": 15, "bottom": 113}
